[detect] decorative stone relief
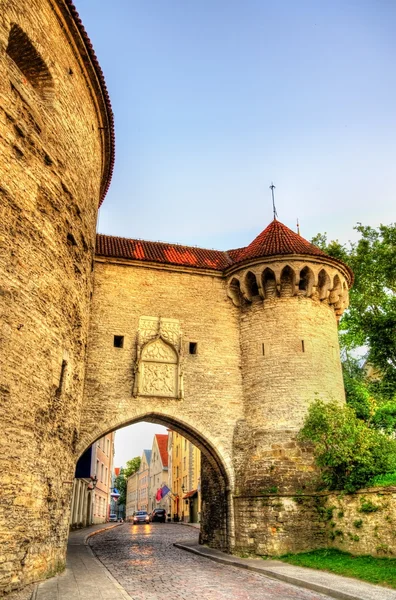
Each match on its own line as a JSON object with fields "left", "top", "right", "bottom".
{"left": 133, "top": 317, "right": 183, "bottom": 399}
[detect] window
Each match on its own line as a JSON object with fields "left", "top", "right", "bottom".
{"left": 96, "top": 460, "right": 99, "bottom": 477}
{"left": 101, "top": 463, "right": 104, "bottom": 482}
{"left": 189, "top": 342, "right": 198, "bottom": 355}
{"left": 114, "top": 335, "right": 124, "bottom": 348}
{"left": 183, "top": 457, "right": 186, "bottom": 470}
{"left": 184, "top": 439, "right": 187, "bottom": 450}
{"left": 6, "top": 23, "right": 54, "bottom": 102}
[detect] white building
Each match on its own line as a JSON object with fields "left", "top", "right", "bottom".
{"left": 148, "top": 433, "right": 170, "bottom": 515}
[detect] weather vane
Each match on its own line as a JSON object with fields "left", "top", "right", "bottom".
{"left": 269, "top": 182, "right": 277, "bottom": 220}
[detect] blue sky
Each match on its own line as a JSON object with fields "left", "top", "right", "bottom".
{"left": 75, "top": 0, "right": 396, "bottom": 465}
{"left": 77, "top": 0, "right": 396, "bottom": 251}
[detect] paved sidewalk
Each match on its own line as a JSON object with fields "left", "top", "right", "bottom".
{"left": 34, "top": 524, "right": 129, "bottom": 600}
{"left": 175, "top": 540, "right": 396, "bottom": 600}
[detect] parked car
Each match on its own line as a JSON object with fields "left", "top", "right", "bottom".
{"left": 150, "top": 508, "right": 166, "bottom": 523}
{"left": 133, "top": 511, "right": 150, "bottom": 524}
{"left": 109, "top": 513, "right": 117, "bottom": 522}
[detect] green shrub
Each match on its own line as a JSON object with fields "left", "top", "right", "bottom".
{"left": 353, "top": 519, "right": 363, "bottom": 528}
{"left": 298, "top": 400, "right": 396, "bottom": 491}
{"left": 360, "top": 498, "right": 379, "bottom": 513}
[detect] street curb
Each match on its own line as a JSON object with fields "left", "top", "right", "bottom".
{"left": 173, "top": 542, "right": 392, "bottom": 600}
{"left": 83, "top": 522, "right": 124, "bottom": 546}
{"left": 177, "top": 521, "right": 200, "bottom": 530}
{"left": 84, "top": 526, "right": 130, "bottom": 599}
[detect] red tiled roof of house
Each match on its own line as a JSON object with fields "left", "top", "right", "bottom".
{"left": 96, "top": 234, "right": 232, "bottom": 270}
{"left": 114, "top": 467, "right": 120, "bottom": 476}
{"left": 155, "top": 434, "right": 169, "bottom": 468}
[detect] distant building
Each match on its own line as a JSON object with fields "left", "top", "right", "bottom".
{"left": 148, "top": 433, "right": 170, "bottom": 515}
{"left": 92, "top": 433, "right": 115, "bottom": 523}
{"left": 70, "top": 432, "right": 115, "bottom": 527}
{"left": 126, "top": 471, "right": 139, "bottom": 520}
{"left": 137, "top": 450, "right": 151, "bottom": 511}
{"left": 169, "top": 431, "right": 201, "bottom": 522}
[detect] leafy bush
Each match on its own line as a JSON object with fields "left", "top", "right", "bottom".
{"left": 298, "top": 400, "right": 396, "bottom": 491}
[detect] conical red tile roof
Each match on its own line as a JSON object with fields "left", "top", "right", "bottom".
{"left": 234, "top": 219, "right": 327, "bottom": 263}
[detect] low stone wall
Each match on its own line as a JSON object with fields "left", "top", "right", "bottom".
{"left": 233, "top": 487, "right": 396, "bottom": 557}
{"left": 324, "top": 487, "right": 396, "bottom": 556}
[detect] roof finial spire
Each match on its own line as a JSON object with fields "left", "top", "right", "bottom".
{"left": 269, "top": 182, "right": 277, "bottom": 220}
{"left": 297, "top": 218, "right": 300, "bottom": 235}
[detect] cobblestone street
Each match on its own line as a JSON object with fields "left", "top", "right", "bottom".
{"left": 89, "top": 524, "right": 332, "bottom": 600}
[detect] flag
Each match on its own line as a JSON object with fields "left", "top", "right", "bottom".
{"left": 160, "top": 485, "right": 170, "bottom": 498}
{"left": 156, "top": 488, "right": 162, "bottom": 501}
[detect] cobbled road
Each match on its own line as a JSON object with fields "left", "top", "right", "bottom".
{"left": 89, "top": 523, "right": 333, "bottom": 600}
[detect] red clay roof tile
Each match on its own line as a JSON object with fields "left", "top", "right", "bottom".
{"left": 96, "top": 235, "right": 232, "bottom": 270}
{"left": 235, "top": 219, "right": 327, "bottom": 263}
{"left": 96, "top": 220, "right": 352, "bottom": 282}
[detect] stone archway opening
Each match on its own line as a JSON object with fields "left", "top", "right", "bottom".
{"left": 73, "top": 413, "right": 232, "bottom": 552}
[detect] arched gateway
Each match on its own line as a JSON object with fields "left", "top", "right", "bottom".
{"left": 0, "top": 1, "right": 353, "bottom": 594}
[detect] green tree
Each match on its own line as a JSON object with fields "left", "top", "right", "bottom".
{"left": 299, "top": 400, "right": 396, "bottom": 491}
{"left": 312, "top": 223, "right": 396, "bottom": 424}
{"left": 114, "top": 456, "right": 141, "bottom": 506}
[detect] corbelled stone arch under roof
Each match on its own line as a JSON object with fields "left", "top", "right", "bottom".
{"left": 244, "top": 270, "right": 260, "bottom": 301}
{"left": 76, "top": 412, "right": 234, "bottom": 550}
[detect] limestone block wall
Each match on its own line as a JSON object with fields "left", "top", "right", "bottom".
{"left": 322, "top": 488, "right": 396, "bottom": 556}
{"left": 0, "top": 1, "right": 108, "bottom": 592}
{"left": 234, "top": 488, "right": 396, "bottom": 557}
{"left": 234, "top": 495, "right": 327, "bottom": 555}
{"left": 236, "top": 295, "right": 344, "bottom": 495}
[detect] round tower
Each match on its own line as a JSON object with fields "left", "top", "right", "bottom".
{"left": 0, "top": 2, "right": 113, "bottom": 592}
{"left": 227, "top": 219, "right": 353, "bottom": 494}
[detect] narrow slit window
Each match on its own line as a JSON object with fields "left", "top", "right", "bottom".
{"left": 301, "top": 340, "right": 305, "bottom": 353}
{"left": 56, "top": 359, "right": 67, "bottom": 395}
{"left": 114, "top": 335, "right": 124, "bottom": 348}
{"left": 262, "top": 343, "right": 265, "bottom": 356}
{"left": 189, "top": 342, "right": 198, "bottom": 355}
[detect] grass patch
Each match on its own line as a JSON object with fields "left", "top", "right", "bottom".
{"left": 368, "top": 472, "right": 396, "bottom": 487}
{"left": 277, "top": 548, "right": 396, "bottom": 588}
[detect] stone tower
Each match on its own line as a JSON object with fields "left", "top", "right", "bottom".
{"left": 227, "top": 219, "right": 353, "bottom": 496}
{"left": 0, "top": 1, "right": 113, "bottom": 592}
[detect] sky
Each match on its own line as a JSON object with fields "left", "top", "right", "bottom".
{"left": 75, "top": 0, "right": 396, "bottom": 466}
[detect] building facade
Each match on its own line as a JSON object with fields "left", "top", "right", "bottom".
{"left": 169, "top": 431, "right": 201, "bottom": 522}
{"left": 137, "top": 450, "right": 151, "bottom": 512}
{"left": 92, "top": 433, "right": 114, "bottom": 523}
{"left": 69, "top": 432, "right": 115, "bottom": 527}
{"left": 126, "top": 471, "right": 139, "bottom": 520}
{"left": 148, "top": 433, "right": 169, "bottom": 514}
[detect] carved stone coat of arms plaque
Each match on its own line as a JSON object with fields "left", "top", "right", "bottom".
{"left": 133, "top": 316, "right": 183, "bottom": 399}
